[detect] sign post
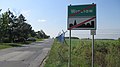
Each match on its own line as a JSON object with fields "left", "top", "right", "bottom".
{"left": 67, "top": 3, "right": 96, "bottom": 67}
{"left": 92, "top": 34, "right": 94, "bottom": 67}
{"left": 68, "top": 30, "right": 71, "bottom": 67}
{"left": 91, "top": 30, "right": 96, "bottom": 67}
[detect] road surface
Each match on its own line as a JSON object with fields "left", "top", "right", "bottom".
{"left": 0, "top": 38, "right": 54, "bottom": 67}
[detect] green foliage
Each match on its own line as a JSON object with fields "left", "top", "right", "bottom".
{"left": 0, "top": 9, "right": 50, "bottom": 43}
{"left": 0, "top": 43, "right": 12, "bottom": 49}
{"left": 36, "top": 30, "right": 50, "bottom": 39}
{"left": 36, "top": 38, "right": 43, "bottom": 41}
{"left": 0, "top": 9, "right": 32, "bottom": 42}
{"left": 45, "top": 39, "right": 120, "bottom": 67}
{"left": 2, "top": 38, "right": 11, "bottom": 43}
{"left": 0, "top": 43, "right": 22, "bottom": 49}
{"left": 44, "top": 39, "right": 68, "bottom": 67}
{"left": 118, "top": 38, "right": 120, "bottom": 42}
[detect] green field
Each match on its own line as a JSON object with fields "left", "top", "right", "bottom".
{"left": 44, "top": 39, "right": 120, "bottom": 67}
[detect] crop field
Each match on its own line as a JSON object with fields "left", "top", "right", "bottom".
{"left": 44, "top": 39, "right": 120, "bottom": 67}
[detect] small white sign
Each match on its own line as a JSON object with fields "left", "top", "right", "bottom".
{"left": 91, "top": 30, "right": 96, "bottom": 35}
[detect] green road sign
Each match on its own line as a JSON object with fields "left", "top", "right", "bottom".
{"left": 68, "top": 4, "right": 96, "bottom": 17}
{"left": 67, "top": 4, "right": 96, "bottom": 30}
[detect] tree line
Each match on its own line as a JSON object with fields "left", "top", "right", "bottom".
{"left": 0, "top": 9, "right": 49, "bottom": 43}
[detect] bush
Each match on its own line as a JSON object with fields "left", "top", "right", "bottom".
{"left": 2, "top": 38, "right": 11, "bottom": 43}
{"left": 27, "top": 37, "right": 36, "bottom": 41}
{"left": 14, "top": 37, "right": 26, "bottom": 43}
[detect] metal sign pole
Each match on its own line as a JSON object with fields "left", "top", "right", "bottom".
{"left": 92, "top": 34, "right": 94, "bottom": 67}
{"left": 68, "top": 30, "right": 71, "bottom": 67}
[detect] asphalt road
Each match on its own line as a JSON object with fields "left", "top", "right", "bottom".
{"left": 0, "top": 38, "right": 54, "bottom": 67}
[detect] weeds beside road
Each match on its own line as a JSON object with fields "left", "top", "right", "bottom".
{"left": 44, "top": 39, "right": 120, "bottom": 67}
{"left": 0, "top": 43, "right": 22, "bottom": 49}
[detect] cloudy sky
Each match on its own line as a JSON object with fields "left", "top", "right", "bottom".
{"left": 0, "top": 0, "right": 120, "bottom": 39}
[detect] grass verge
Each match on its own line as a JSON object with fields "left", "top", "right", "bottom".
{"left": 36, "top": 38, "right": 43, "bottom": 42}
{"left": 0, "top": 38, "right": 44, "bottom": 50}
{"left": 44, "top": 39, "right": 120, "bottom": 67}
{"left": 0, "top": 43, "right": 22, "bottom": 49}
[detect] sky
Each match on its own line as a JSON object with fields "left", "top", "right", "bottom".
{"left": 0, "top": 0, "right": 120, "bottom": 39}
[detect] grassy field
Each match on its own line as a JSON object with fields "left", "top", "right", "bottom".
{"left": 44, "top": 39, "right": 120, "bottom": 67}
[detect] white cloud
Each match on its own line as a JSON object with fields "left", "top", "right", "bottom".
{"left": 20, "top": 9, "right": 31, "bottom": 18}
{"left": 37, "top": 19, "right": 47, "bottom": 22}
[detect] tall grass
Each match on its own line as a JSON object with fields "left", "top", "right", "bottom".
{"left": 44, "top": 39, "right": 120, "bottom": 67}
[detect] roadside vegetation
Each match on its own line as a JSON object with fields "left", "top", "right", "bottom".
{"left": 44, "top": 38, "right": 120, "bottom": 67}
{"left": 0, "top": 43, "right": 23, "bottom": 49}
{"left": 0, "top": 9, "right": 49, "bottom": 49}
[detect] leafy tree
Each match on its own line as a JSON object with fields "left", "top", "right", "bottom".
{"left": 7, "top": 9, "right": 18, "bottom": 42}
{"left": 36, "top": 30, "right": 50, "bottom": 39}
{"left": 0, "top": 9, "right": 33, "bottom": 42}
{"left": 0, "top": 9, "right": 49, "bottom": 43}
{"left": 14, "top": 14, "right": 32, "bottom": 41}
{"left": 0, "top": 11, "right": 9, "bottom": 42}
{"left": 36, "top": 31, "right": 43, "bottom": 38}
{"left": 30, "top": 30, "right": 37, "bottom": 37}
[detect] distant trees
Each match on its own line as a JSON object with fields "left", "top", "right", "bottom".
{"left": 36, "top": 30, "right": 50, "bottom": 39}
{"left": 118, "top": 38, "right": 120, "bottom": 42}
{"left": 0, "top": 9, "right": 49, "bottom": 43}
